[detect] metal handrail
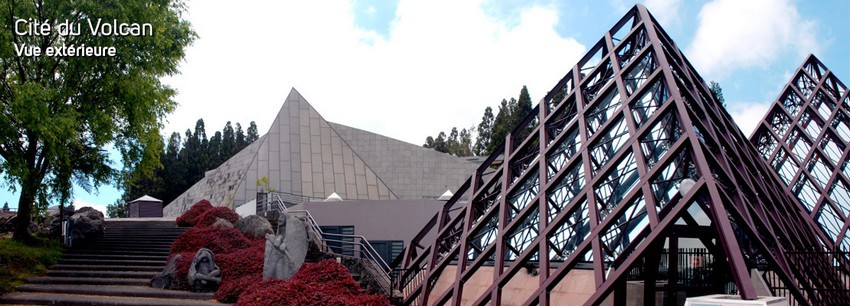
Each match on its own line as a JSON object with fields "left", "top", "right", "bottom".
{"left": 266, "top": 194, "right": 394, "bottom": 294}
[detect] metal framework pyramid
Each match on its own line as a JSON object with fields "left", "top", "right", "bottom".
{"left": 394, "top": 5, "right": 848, "bottom": 306}
{"left": 751, "top": 55, "right": 850, "bottom": 259}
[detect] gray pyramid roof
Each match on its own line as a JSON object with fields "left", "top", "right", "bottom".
{"left": 164, "top": 88, "right": 481, "bottom": 216}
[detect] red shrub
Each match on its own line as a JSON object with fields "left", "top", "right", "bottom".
{"left": 176, "top": 200, "right": 213, "bottom": 227}
{"left": 234, "top": 259, "right": 389, "bottom": 306}
{"left": 215, "top": 274, "right": 262, "bottom": 303}
{"left": 196, "top": 207, "right": 240, "bottom": 227}
{"left": 171, "top": 226, "right": 252, "bottom": 255}
{"left": 217, "top": 243, "right": 264, "bottom": 281}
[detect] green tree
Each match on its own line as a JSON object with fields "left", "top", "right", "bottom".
{"left": 107, "top": 199, "right": 129, "bottom": 218}
{"left": 235, "top": 122, "right": 246, "bottom": 150}
{"left": 434, "top": 132, "right": 448, "bottom": 153}
{"left": 0, "top": 1, "right": 195, "bottom": 243}
{"left": 709, "top": 81, "right": 725, "bottom": 108}
{"left": 489, "top": 98, "right": 516, "bottom": 154}
{"left": 208, "top": 131, "right": 223, "bottom": 168}
{"left": 515, "top": 86, "right": 533, "bottom": 127}
{"left": 222, "top": 121, "right": 235, "bottom": 157}
{"left": 458, "top": 128, "right": 473, "bottom": 157}
{"left": 2, "top": 202, "right": 8, "bottom": 211}
{"left": 246, "top": 121, "right": 260, "bottom": 143}
{"left": 474, "top": 107, "right": 495, "bottom": 156}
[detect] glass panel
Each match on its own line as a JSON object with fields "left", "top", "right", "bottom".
{"left": 546, "top": 96, "right": 578, "bottom": 144}
{"left": 600, "top": 195, "right": 649, "bottom": 262}
{"left": 507, "top": 173, "right": 539, "bottom": 222}
{"left": 795, "top": 73, "right": 816, "bottom": 99}
{"left": 612, "top": 25, "right": 647, "bottom": 69}
{"left": 801, "top": 111, "right": 823, "bottom": 142}
{"left": 793, "top": 177, "right": 820, "bottom": 212}
{"left": 595, "top": 151, "right": 641, "bottom": 210}
{"left": 817, "top": 204, "right": 844, "bottom": 241}
{"left": 505, "top": 209, "right": 540, "bottom": 261}
{"left": 781, "top": 89, "right": 805, "bottom": 117}
{"left": 548, "top": 160, "right": 585, "bottom": 223}
{"left": 652, "top": 148, "right": 699, "bottom": 210}
{"left": 548, "top": 199, "right": 590, "bottom": 262}
{"left": 467, "top": 213, "right": 499, "bottom": 261}
{"left": 623, "top": 51, "right": 657, "bottom": 95}
{"left": 820, "top": 134, "right": 845, "bottom": 166}
{"left": 590, "top": 117, "right": 630, "bottom": 174}
{"left": 631, "top": 79, "right": 669, "bottom": 127}
{"left": 772, "top": 149, "right": 799, "bottom": 185}
{"left": 754, "top": 129, "right": 778, "bottom": 159}
{"left": 829, "top": 179, "right": 850, "bottom": 217}
{"left": 547, "top": 127, "right": 581, "bottom": 179}
{"left": 788, "top": 129, "right": 811, "bottom": 162}
{"left": 581, "top": 59, "right": 615, "bottom": 103}
{"left": 832, "top": 112, "right": 850, "bottom": 143}
{"left": 767, "top": 109, "right": 792, "bottom": 139}
{"left": 586, "top": 87, "right": 623, "bottom": 136}
{"left": 812, "top": 90, "right": 837, "bottom": 120}
{"left": 640, "top": 111, "right": 682, "bottom": 170}
{"left": 806, "top": 154, "right": 833, "bottom": 188}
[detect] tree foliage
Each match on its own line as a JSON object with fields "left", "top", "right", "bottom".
{"left": 709, "top": 81, "right": 725, "bottom": 107}
{"left": 108, "top": 120, "right": 259, "bottom": 217}
{"left": 425, "top": 86, "right": 534, "bottom": 157}
{"left": 0, "top": 1, "right": 195, "bottom": 243}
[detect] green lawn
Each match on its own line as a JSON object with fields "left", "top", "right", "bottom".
{"left": 0, "top": 236, "right": 63, "bottom": 295}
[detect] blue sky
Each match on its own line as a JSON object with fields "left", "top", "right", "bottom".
{"left": 2, "top": 0, "right": 848, "bottom": 214}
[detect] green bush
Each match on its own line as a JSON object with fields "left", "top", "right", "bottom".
{"left": 0, "top": 237, "right": 63, "bottom": 294}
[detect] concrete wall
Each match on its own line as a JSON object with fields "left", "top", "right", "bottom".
{"left": 290, "top": 199, "right": 444, "bottom": 244}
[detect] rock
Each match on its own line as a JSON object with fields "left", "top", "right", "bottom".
{"left": 235, "top": 215, "right": 273, "bottom": 239}
{"left": 151, "top": 254, "right": 183, "bottom": 289}
{"left": 45, "top": 206, "right": 75, "bottom": 236}
{"left": 263, "top": 212, "right": 308, "bottom": 280}
{"left": 212, "top": 218, "right": 233, "bottom": 228}
{"left": 188, "top": 248, "right": 221, "bottom": 292}
{"left": 71, "top": 207, "right": 105, "bottom": 240}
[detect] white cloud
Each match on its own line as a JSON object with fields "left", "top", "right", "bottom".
{"left": 686, "top": 0, "right": 819, "bottom": 79}
{"left": 728, "top": 102, "right": 770, "bottom": 137}
{"left": 73, "top": 198, "right": 110, "bottom": 219}
{"left": 163, "top": 0, "right": 585, "bottom": 145}
{"left": 643, "top": 0, "right": 681, "bottom": 25}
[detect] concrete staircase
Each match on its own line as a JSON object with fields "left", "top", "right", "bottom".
{"left": 0, "top": 219, "right": 224, "bottom": 305}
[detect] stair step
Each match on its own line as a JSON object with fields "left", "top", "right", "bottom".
{"left": 47, "top": 270, "right": 158, "bottom": 279}
{"left": 65, "top": 250, "right": 171, "bottom": 256}
{"left": 61, "top": 254, "right": 168, "bottom": 261}
{"left": 16, "top": 284, "right": 214, "bottom": 300}
{"left": 27, "top": 277, "right": 151, "bottom": 286}
{"left": 0, "top": 292, "right": 222, "bottom": 305}
{"left": 58, "top": 259, "right": 167, "bottom": 267}
{"left": 50, "top": 264, "right": 164, "bottom": 272}
{"left": 68, "top": 246, "right": 173, "bottom": 252}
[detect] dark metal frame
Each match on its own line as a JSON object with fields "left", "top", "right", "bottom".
{"left": 395, "top": 4, "right": 848, "bottom": 306}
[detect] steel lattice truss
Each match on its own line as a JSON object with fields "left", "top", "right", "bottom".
{"left": 751, "top": 55, "right": 850, "bottom": 259}
{"left": 395, "top": 4, "right": 848, "bottom": 306}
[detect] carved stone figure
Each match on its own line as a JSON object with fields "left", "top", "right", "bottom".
{"left": 188, "top": 248, "right": 221, "bottom": 292}
{"left": 263, "top": 212, "right": 308, "bottom": 280}
{"left": 151, "top": 254, "right": 183, "bottom": 289}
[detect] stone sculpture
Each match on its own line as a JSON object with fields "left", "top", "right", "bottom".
{"left": 263, "top": 211, "right": 308, "bottom": 280}
{"left": 151, "top": 254, "right": 183, "bottom": 289}
{"left": 235, "top": 214, "right": 273, "bottom": 239}
{"left": 188, "top": 248, "right": 221, "bottom": 292}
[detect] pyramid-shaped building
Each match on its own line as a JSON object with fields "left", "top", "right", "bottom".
{"left": 750, "top": 55, "right": 850, "bottom": 257}
{"left": 163, "top": 89, "right": 483, "bottom": 216}
{"left": 394, "top": 5, "right": 847, "bottom": 306}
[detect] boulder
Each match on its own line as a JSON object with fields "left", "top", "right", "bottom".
{"left": 212, "top": 218, "right": 234, "bottom": 228}
{"left": 71, "top": 207, "right": 105, "bottom": 240}
{"left": 263, "top": 212, "right": 308, "bottom": 280}
{"left": 151, "top": 254, "right": 183, "bottom": 289}
{"left": 188, "top": 248, "right": 221, "bottom": 292}
{"left": 235, "top": 215, "right": 273, "bottom": 239}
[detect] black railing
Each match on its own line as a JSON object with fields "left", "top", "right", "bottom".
{"left": 256, "top": 191, "right": 319, "bottom": 214}
{"left": 760, "top": 250, "right": 850, "bottom": 306}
